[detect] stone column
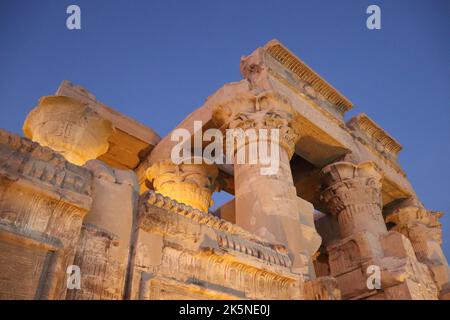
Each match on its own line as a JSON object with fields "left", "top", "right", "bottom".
{"left": 386, "top": 203, "right": 450, "bottom": 299}
{"left": 212, "top": 91, "right": 321, "bottom": 277}
{"left": 146, "top": 160, "right": 218, "bottom": 213}
{"left": 320, "top": 161, "right": 439, "bottom": 300}
{"left": 320, "top": 161, "right": 387, "bottom": 238}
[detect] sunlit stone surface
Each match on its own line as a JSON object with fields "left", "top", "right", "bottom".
{"left": 0, "top": 40, "right": 447, "bottom": 300}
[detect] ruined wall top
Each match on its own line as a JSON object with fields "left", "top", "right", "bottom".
{"left": 241, "top": 39, "right": 353, "bottom": 122}
{"left": 0, "top": 129, "right": 93, "bottom": 211}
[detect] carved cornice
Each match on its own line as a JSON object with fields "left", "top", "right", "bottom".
{"left": 347, "top": 113, "right": 402, "bottom": 159}
{"left": 264, "top": 40, "right": 353, "bottom": 114}
{"left": 0, "top": 129, "right": 92, "bottom": 210}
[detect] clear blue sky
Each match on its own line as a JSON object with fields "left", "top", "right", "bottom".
{"left": 1, "top": 1, "right": 449, "bottom": 258}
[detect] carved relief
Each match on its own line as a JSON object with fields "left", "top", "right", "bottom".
{"left": 320, "top": 161, "right": 386, "bottom": 237}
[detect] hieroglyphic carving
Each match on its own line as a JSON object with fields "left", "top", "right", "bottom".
{"left": 302, "top": 276, "right": 341, "bottom": 300}
{"left": 0, "top": 38, "right": 447, "bottom": 301}
{"left": 0, "top": 129, "right": 92, "bottom": 299}
{"left": 66, "top": 223, "right": 124, "bottom": 300}
{"left": 156, "top": 246, "right": 301, "bottom": 300}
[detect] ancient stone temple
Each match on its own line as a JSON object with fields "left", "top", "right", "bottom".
{"left": 0, "top": 40, "right": 448, "bottom": 300}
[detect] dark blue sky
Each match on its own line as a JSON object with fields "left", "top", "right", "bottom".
{"left": 1, "top": 1, "right": 449, "bottom": 257}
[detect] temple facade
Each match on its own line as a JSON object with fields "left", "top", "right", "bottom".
{"left": 0, "top": 40, "right": 448, "bottom": 300}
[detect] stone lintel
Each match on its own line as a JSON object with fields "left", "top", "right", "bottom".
{"left": 245, "top": 42, "right": 413, "bottom": 202}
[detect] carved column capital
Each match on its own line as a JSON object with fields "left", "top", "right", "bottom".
{"left": 320, "top": 161, "right": 386, "bottom": 238}
{"left": 23, "top": 96, "right": 114, "bottom": 165}
{"left": 146, "top": 159, "right": 218, "bottom": 212}
{"left": 321, "top": 161, "right": 382, "bottom": 213}
{"left": 212, "top": 91, "right": 302, "bottom": 158}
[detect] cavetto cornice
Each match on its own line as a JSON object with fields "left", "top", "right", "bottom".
{"left": 264, "top": 40, "right": 353, "bottom": 114}
{"left": 347, "top": 113, "right": 403, "bottom": 159}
